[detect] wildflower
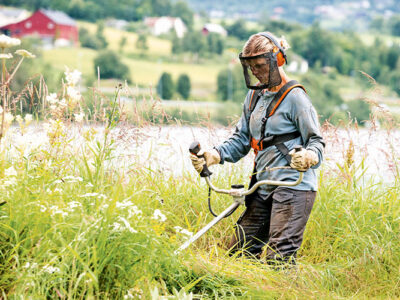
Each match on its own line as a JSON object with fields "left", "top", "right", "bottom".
{"left": 15, "top": 49, "right": 35, "bottom": 58}
{"left": 67, "top": 201, "right": 82, "bottom": 212}
{"left": 74, "top": 112, "right": 85, "bottom": 123}
{"left": 24, "top": 114, "right": 32, "bottom": 125}
{"left": 46, "top": 93, "right": 58, "bottom": 104}
{"left": 16, "top": 115, "right": 23, "bottom": 124}
{"left": 152, "top": 209, "right": 167, "bottom": 222}
{"left": 43, "top": 265, "right": 60, "bottom": 274}
{"left": 23, "top": 262, "right": 38, "bottom": 269}
{"left": 5, "top": 166, "right": 17, "bottom": 177}
{"left": 67, "top": 86, "right": 81, "bottom": 105}
{"left": 80, "top": 192, "right": 99, "bottom": 197}
{"left": 0, "top": 34, "right": 21, "bottom": 49}
{"left": 4, "top": 112, "right": 14, "bottom": 125}
{"left": 64, "top": 68, "right": 81, "bottom": 86}
{"left": 174, "top": 226, "right": 193, "bottom": 238}
{"left": 62, "top": 175, "right": 83, "bottom": 182}
{"left": 119, "top": 217, "right": 138, "bottom": 233}
{"left": 0, "top": 53, "right": 13, "bottom": 59}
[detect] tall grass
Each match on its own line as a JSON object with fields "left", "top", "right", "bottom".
{"left": 1, "top": 116, "right": 400, "bottom": 298}
{"left": 1, "top": 40, "right": 400, "bottom": 298}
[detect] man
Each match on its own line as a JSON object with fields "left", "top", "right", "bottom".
{"left": 190, "top": 32, "right": 325, "bottom": 264}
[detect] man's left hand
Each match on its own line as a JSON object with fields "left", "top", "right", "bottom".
{"left": 289, "top": 148, "right": 318, "bottom": 172}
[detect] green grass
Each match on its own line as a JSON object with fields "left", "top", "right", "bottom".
{"left": 0, "top": 119, "right": 400, "bottom": 298}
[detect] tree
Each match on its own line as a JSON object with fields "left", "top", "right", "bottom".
{"left": 171, "top": 33, "right": 183, "bottom": 54}
{"left": 95, "top": 21, "right": 108, "bottom": 49}
{"left": 227, "top": 19, "right": 251, "bottom": 40}
{"left": 207, "top": 33, "right": 224, "bottom": 55}
{"left": 390, "top": 15, "right": 400, "bottom": 36}
{"left": 157, "top": 72, "right": 174, "bottom": 99}
{"left": 135, "top": 34, "right": 148, "bottom": 54}
{"left": 119, "top": 36, "right": 127, "bottom": 53}
{"left": 217, "top": 64, "right": 247, "bottom": 102}
{"left": 94, "top": 50, "right": 131, "bottom": 82}
{"left": 177, "top": 74, "right": 191, "bottom": 100}
{"left": 79, "top": 27, "right": 102, "bottom": 50}
{"left": 171, "top": 1, "right": 194, "bottom": 30}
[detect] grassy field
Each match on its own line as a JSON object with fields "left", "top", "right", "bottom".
{"left": 41, "top": 46, "right": 223, "bottom": 99}
{"left": 0, "top": 117, "right": 399, "bottom": 298}
{"left": 40, "top": 22, "right": 225, "bottom": 101}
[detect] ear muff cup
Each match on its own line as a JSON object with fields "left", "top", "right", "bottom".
{"left": 273, "top": 47, "right": 286, "bottom": 67}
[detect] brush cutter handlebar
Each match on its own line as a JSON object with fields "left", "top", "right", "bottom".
{"left": 176, "top": 142, "right": 304, "bottom": 254}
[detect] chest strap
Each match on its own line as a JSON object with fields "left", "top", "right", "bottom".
{"left": 251, "top": 131, "right": 301, "bottom": 163}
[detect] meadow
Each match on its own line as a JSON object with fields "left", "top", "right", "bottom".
{"left": 1, "top": 109, "right": 400, "bottom": 299}
{"left": 1, "top": 30, "right": 400, "bottom": 299}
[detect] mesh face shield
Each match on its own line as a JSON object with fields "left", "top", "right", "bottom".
{"left": 239, "top": 52, "right": 282, "bottom": 90}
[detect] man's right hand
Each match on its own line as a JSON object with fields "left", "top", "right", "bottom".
{"left": 189, "top": 149, "right": 220, "bottom": 173}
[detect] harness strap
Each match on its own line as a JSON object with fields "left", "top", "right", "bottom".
{"left": 251, "top": 131, "right": 301, "bottom": 164}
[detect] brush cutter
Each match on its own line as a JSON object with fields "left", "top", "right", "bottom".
{"left": 175, "top": 142, "right": 304, "bottom": 254}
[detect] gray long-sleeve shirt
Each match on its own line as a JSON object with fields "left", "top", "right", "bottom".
{"left": 215, "top": 87, "right": 325, "bottom": 197}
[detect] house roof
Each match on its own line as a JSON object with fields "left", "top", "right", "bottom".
{"left": 39, "top": 9, "right": 76, "bottom": 26}
{"left": 203, "top": 23, "right": 227, "bottom": 35}
{"left": 0, "top": 8, "right": 27, "bottom": 18}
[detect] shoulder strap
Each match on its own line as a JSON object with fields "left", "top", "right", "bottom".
{"left": 248, "top": 89, "right": 265, "bottom": 113}
{"left": 259, "top": 80, "right": 305, "bottom": 145}
{"left": 266, "top": 80, "right": 306, "bottom": 118}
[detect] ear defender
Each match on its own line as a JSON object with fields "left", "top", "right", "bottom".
{"left": 273, "top": 46, "right": 286, "bottom": 67}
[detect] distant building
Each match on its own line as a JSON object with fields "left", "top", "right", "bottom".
{"left": 144, "top": 17, "right": 186, "bottom": 38}
{"left": 0, "top": 9, "right": 78, "bottom": 45}
{"left": 202, "top": 23, "right": 227, "bottom": 37}
{"left": 105, "top": 18, "right": 128, "bottom": 30}
{"left": 286, "top": 54, "right": 309, "bottom": 74}
{"left": 0, "top": 7, "right": 30, "bottom": 27}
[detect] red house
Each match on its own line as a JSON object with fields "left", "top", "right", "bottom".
{"left": 0, "top": 9, "right": 78, "bottom": 45}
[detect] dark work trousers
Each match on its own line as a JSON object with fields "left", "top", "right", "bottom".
{"left": 227, "top": 187, "right": 316, "bottom": 263}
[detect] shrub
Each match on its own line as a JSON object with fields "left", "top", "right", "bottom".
{"left": 93, "top": 50, "right": 131, "bottom": 82}
{"left": 157, "top": 72, "right": 174, "bottom": 100}
{"left": 177, "top": 74, "right": 191, "bottom": 100}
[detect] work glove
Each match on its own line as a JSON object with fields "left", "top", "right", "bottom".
{"left": 189, "top": 148, "right": 220, "bottom": 173}
{"left": 289, "top": 148, "right": 318, "bottom": 172}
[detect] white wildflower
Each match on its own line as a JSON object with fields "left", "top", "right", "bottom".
{"left": 3, "top": 179, "right": 17, "bottom": 187}
{"left": 86, "top": 182, "right": 94, "bottom": 187}
{"left": 46, "top": 93, "right": 58, "bottom": 104}
{"left": 0, "top": 34, "right": 21, "bottom": 49}
{"left": 43, "top": 265, "right": 60, "bottom": 274}
{"left": 80, "top": 192, "right": 99, "bottom": 197}
{"left": 58, "top": 98, "right": 67, "bottom": 107}
{"left": 65, "top": 68, "right": 81, "bottom": 86}
{"left": 119, "top": 217, "right": 138, "bottom": 233}
{"left": 24, "top": 114, "right": 33, "bottom": 124}
{"left": 174, "top": 226, "right": 193, "bottom": 238}
{"left": 4, "top": 112, "right": 14, "bottom": 124}
{"left": 152, "top": 209, "right": 166, "bottom": 222}
{"left": 49, "top": 205, "right": 68, "bottom": 217}
{"left": 53, "top": 179, "right": 62, "bottom": 184}
{"left": 23, "top": 262, "right": 38, "bottom": 269}
{"left": 40, "top": 205, "right": 47, "bottom": 212}
{"left": 67, "top": 201, "right": 82, "bottom": 212}
{"left": 0, "top": 53, "right": 13, "bottom": 59}
{"left": 112, "top": 222, "right": 122, "bottom": 231}
{"left": 5, "top": 166, "right": 17, "bottom": 177}
{"left": 67, "top": 86, "right": 81, "bottom": 103}
{"left": 16, "top": 115, "right": 23, "bottom": 124}
{"left": 74, "top": 112, "right": 85, "bottom": 123}
{"left": 15, "top": 49, "right": 35, "bottom": 58}
{"left": 62, "top": 175, "right": 83, "bottom": 182}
